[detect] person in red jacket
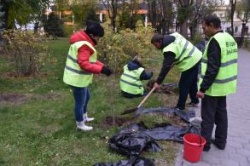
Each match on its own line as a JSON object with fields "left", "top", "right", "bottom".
{"left": 63, "top": 20, "right": 112, "bottom": 131}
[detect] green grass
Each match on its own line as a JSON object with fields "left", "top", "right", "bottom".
{"left": 0, "top": 38, "right": 181, "bottom": 166}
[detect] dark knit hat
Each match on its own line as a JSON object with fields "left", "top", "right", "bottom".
{"left": 85, "top": 20, "right": 104, "bottom": 37}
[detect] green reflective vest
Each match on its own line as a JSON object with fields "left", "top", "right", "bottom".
{"left": 63, "top": 41, "right": 97, "bottom": 87}
{"left": 120, "top": 65, "right": 144, "bottom": 95}
{"left": 200, "top": 32, "right": 238, "bottom": 96}
{"left": 163, "top": 32, "right": 202, "bottom": 72}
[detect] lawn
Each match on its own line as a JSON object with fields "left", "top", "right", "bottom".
{"left": 0, "top": 38, "right": 182, "bottom": 166}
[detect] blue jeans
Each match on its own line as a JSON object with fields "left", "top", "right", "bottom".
{"left": 71, "top": 86, "right": 90, "bottom": 122}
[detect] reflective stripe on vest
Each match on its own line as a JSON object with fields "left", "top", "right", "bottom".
{"left": 162, "top": 32, "right": 202, "bottom": 72}
{"left": 120, "top": 65, "right": 144, "bottom": 95}
{"left": 63, "top": 41, "right": 97, "bottom": 87}
{"left": 200, "top": 32, "right": 238, "bottom": 96}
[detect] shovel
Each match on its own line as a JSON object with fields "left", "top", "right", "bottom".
{"left": 121, "top": 86, "right": 156, "bottom": 115}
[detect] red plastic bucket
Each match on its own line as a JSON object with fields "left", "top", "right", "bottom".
{"left": 183, "top": 133, "right": 206, "bottom": 163}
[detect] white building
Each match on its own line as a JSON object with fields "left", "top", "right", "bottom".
{"left": 213, "top": 1, "right": 250, "bottom": 36}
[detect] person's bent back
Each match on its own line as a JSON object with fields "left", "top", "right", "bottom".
{"left": 120, "top": 56, "right": 153, "bottom": 98}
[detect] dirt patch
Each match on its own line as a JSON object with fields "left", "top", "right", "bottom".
{"left": 103, "top": 111, "right": 188, "bottom": 129}
{"left": 0, "top": 93, "right": 28, "bottom": 105}
{"left": 102, "top": 115, "right": 136, "bottom": 127}
{"left": 146, "top": 80, "right": 178, "bottom": 94}
{"left": 0, "top": 92, "right": 63, "bottom": 105}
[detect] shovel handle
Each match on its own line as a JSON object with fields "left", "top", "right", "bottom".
{"left": 138, "top": 86, "right": 156, "bottom": 108}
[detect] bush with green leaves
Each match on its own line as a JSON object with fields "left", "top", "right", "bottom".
{"left": 63, "top": 24, "right": 75, "bottom": 37}
{"left": 2, "top": 30, "right": 48, "bottom": 76}
{"left": 97, "top": 20, "right": 157, "bottom": 74}
{"left": 43, "top": 13, "right": 64, "bottom": 39}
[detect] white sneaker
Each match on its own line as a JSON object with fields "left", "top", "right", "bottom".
{"left": 76, "top": 121, "right": 93, "bottom": 131}
{"left": 83, "top": 113, "right": 95, "bottom": 122}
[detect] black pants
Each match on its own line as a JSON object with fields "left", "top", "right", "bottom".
{"left": 121, "top": 91, "right": 145, "bottom": 98}
{"left": 176, "top": 61, "right": 200, "bottom": 110}
{"left": 201, "top": 95, "right": 228, "bottom": 148}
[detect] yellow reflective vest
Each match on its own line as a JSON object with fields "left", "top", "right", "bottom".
{"left": 163, "top": 32, "right": 202, "bottom": 72}
{"left": 63, "top": 41, "right": 97, "bottom": 87}
{"left": 200, "top": 32, "right": 238, "bottom": 96}
{"left": 120, "top": 65, "right": 144, "bottom": 95}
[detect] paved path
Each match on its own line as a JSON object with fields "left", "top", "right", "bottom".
{"left": 175, "top": 48, "right": 250, "bottom": 166}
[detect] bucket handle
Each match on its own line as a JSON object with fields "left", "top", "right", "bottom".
{"left": 188, "top": 125, "right": 203, "bottom": 147}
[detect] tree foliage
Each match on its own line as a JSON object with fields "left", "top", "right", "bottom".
{"left": 236, "top": 0, "right": 250, "bottom": 47}
{"left": 147, "top": 0, "right": 175, "bottom": 34}
{"left": 56, "top": 0, "right": 98, "bottom": 29}
{"left": 118, "top": 0, "right": 143, "bottom": 30}
{"left": 236, "top": 0, "right": 250, "bottom": 24}
{"left": 1, "top": 0, "right": 49, "bottom": 29}
{"left": 176, "top": 0, "right": 194, "bottom": 37}
{"left": 188, "top": 0, "right": 215, "bottom": 40}
{"left": 101, "top": 0, "right": 119, "bottom": 32}
{"left": 43, "top": 13, "right": 64, "bottom": 38}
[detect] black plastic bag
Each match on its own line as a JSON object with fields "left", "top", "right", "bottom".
{"left": 118, "top": 123, "right": 189, "bottom": 143}
{"left": 109, "top": 131, "right": 161, "bottom": 156}
{"left": 94, "top": 156, "right": 155, "bottom": 166}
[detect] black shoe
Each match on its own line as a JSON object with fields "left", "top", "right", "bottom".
{"left": 203, "top": 146, "right": 210, "bottom": 152}
{"left": 186, "top": 102, "right": 199, "bottom": 107}
{"left": 211, "top": 139, "right": 226, "bottom": 150}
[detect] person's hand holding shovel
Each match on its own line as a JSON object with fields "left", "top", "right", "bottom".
{"left": 153, "top": 82, "right": 161, "bottom": 90}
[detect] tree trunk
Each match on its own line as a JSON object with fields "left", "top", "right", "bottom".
{"left": 189, "top": 19, "right": 198, "bottom": 40}
{"left": 230, "top": 0, "right": 236, "bottom": 36}
{"left": 239, "top": 23, "right": 246, "bottom": 48}
{"left": 180, "top": 22, "right": 188, "bottom": 38}
{"left": 111, "top": 17, "right": 116, "bottom": 32}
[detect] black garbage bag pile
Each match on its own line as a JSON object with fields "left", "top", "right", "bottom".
{"left": 94, "top": 107, "right": 200, "bottom": 166}
{"left": 94, "top": 123, "right": 159, "bottom": 166}
{"left": 173, "top": 109, "right": 196, "bottom": 123}
{"left": 117, "top": 122, "right": 190, "bottom": 143}
{"left": 109, "top": 127, "right": 162, "bottom": 156}
{"left": 94, "top": 156, "right": 155, "bottom": 166}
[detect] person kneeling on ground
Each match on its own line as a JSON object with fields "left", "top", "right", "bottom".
{"left": 120, "top": 55, "right": 153, "bottom": 98}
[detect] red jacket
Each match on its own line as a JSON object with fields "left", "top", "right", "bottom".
{"left": 69, "top": 30, "right": 104, "bottom": 74}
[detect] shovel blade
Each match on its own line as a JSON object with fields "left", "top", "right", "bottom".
{"left": 121, "top": 107, "right": 138, "bottom": 115}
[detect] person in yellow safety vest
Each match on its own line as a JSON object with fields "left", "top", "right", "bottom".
{"left": 151, "top": 33, "right": 202, "bottom": 111}
{"left": 63, "top": 20, "right": 113, "bottom": 131}
{"left": 120, "top": 55, "right": 153, "bottom": 98}
{"left": 197, "top": 15, "right": 238, "bottom": 152}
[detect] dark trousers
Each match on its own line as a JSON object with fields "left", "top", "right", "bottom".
{"left": 121, "top": 90, "right": 146, "bottom": 98}
{"left": 176, "top": 62, "right": 199, "bottom": 110}
{"left": 201, "top": 95, "right": 228, "bottom": 148}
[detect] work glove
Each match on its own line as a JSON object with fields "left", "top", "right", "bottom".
{"left": 101, "top": 66, "right": 113, "bottom": 76}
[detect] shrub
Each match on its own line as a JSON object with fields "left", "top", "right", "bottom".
{"left": 97, "top": 21, "right": 156, "bottom": 74}
{"left": 63, "top": 24, "right": 75, "bottom": 37}
{"left": 2, "top": 30, "right": 48, "bottom": 76}
{"left": 43, "top": 13, "right": 64, "bottom": 39}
